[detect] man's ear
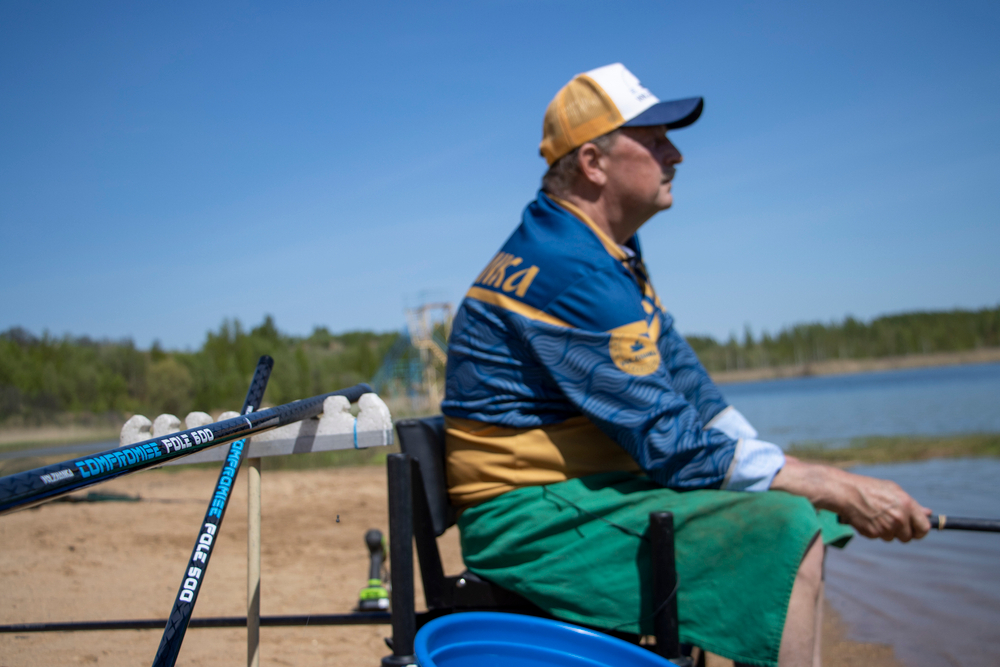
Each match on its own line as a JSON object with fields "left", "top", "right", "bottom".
{"left": 577, "top": 142, "right": 608, "bottom": 187}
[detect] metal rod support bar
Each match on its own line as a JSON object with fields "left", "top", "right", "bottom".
{"left": 0, "top": 613, "right": 392, "bottom": 634}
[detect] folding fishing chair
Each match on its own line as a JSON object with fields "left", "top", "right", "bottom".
{"left": 381, "top": 416, "right": 694, "bottom": 667}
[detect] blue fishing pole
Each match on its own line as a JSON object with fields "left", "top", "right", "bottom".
{"left": 150, "top": 355, "right": 274, "bottom": 667}
{"left": 0, "top": 382, "right": 372, "bottom": 517}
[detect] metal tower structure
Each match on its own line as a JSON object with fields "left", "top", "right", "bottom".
{"left": 370, "top": 302, "right": 453, "bottom": 412}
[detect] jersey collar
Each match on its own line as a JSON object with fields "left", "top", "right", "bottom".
{"left": 545, "top": 194, "right": 630, "bottom": 262}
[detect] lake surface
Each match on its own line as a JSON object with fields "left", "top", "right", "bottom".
{"left": 720, "top": 363, "right": 1000, "bottom": 667}
{"left": 721, "top": 362, "right": 1000, "bottom": 448}
{"left": 825, "top": 458, "right": 1000, "bottom": 667}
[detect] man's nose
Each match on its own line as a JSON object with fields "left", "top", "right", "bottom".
{"left": 662, "top": 138, "right": 683, "bottom": 166}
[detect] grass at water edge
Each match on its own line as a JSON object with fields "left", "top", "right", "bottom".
{"left": 788, "top": 433, "right": 1000, "bottom": 466}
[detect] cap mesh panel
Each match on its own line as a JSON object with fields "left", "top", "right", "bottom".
{"left": 562, "top": 78, "right": 616, "bottom": 129}
{"left": 540, "top": 75, "right": 624, "bottom": 165}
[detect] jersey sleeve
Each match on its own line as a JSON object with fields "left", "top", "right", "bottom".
{"left": 500, "top": 269, "right": 737, "bottom": 489}
{"left": 658, "top": 324, "right": 729, "bottom": 426}
{"left": 658, "top": 327, "right": 786, "bottom": 490}
{"left": 502, "top": 265, "right": 786, "bottom": 491}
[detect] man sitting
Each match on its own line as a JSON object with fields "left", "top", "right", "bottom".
{"left": 441, "top": 63, "right": 930, "bottom": 667}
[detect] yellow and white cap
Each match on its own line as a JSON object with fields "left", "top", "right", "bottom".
{"left": 540, "top": 63, "right": 703, "bottom": 165}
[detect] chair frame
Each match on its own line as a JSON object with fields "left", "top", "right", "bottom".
{"left": 381, "top": 416, "right": 691, "bottom": 667}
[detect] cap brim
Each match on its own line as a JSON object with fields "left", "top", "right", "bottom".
{"left": 621, "top": 97, "right": 703, "bottom": 130}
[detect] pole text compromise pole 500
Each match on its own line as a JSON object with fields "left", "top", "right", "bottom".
{"left": 0, "top": 380, "right": 371, "bottom": 516}
{"left": 151, "top": 356, "right": 273, "bottom": 667}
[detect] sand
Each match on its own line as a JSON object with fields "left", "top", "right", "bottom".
{"left": 0, "top": 466, "right": 901, "bottom": 666}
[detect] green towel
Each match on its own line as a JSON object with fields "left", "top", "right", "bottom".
{"left": 459, "top": 472, "right": 853, "bottom": 667}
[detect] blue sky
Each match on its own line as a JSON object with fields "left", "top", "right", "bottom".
{"left": 2, "top": 0, "right": 998, "bottom": 349}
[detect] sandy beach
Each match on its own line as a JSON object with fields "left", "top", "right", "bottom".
{"left": 0, "top": 466, "right": 902, "bottom": 666}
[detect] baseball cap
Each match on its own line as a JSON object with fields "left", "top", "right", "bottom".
{"left": 539, "top": 63, "right": 703, "bottom": 165}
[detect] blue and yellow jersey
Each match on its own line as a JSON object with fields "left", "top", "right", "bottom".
{"left": 442, "top": 192, "right": 738, "bottom": 509}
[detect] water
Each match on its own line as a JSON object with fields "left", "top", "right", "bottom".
{"left": 718, "top": 363, "right": 1000, "bottom": 667}
{"left": 721, "top": 362, "right": 1000, "bottom": 448}
{"left": 825, "top": 458, "right": 1000, "bottom": 667}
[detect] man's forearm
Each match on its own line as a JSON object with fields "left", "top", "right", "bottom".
{"left": 770, "top": 456, "right": 932, "bottom": 542}
{"left": 769, "top": 456, "right": 845, "bottom": 510}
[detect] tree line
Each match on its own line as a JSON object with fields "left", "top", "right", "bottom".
{"left": 1, "top": 305, "right": 998, "bottom": 424}
{"left": 0, "top": 316, "right": 397, "bottom": 426}
{"left": 685, "top": 306, "right": 1000, "bottom": 373}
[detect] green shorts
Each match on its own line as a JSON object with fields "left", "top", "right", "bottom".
{"left": 458, "top": 472, "right": 853, "bottom": 667}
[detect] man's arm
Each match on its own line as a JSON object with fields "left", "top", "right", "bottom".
{"left": 659, "top": 325, "right": 729, "bottom": 426}
{"left": 512, "top": 313, "right": 740, "bottom": 489}
{"left": 513, "top": 303, "right": 932, "bottom": 542}
{"left": 659, "top": 320, "right": 933, "bottom": 541}
{"left": 771, "top": 456, "right": 932, "bottom": 542}
{"left": 659, "top": 326, "right": 788, "bottom": 492}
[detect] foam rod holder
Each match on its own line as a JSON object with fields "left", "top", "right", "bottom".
{"left": 118, "top": 393, "right": 394, "bottom": 465}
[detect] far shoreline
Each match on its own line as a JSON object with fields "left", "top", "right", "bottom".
{"left": 709, "top": 347, "right": 1000, "bottom": 385}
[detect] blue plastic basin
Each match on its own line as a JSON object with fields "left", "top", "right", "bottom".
{"left": 414, "top": 612, "right": 678, "bottom": 667}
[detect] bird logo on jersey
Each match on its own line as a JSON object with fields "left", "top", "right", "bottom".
{"left": 608, "top": 308, "right": 661, "bottom": 376}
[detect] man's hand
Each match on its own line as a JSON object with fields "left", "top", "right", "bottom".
{"left": 770, "top": 456, "right": 932, "bottom": 542}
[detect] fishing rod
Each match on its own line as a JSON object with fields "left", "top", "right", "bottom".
{"left": 151, "top": 355, "right": 273, "bottom": 667}
{"left": 838, "top": 513, "right": 1000, "bottom": 534}
{"left": 0, "top": 378, "right": 372, "bottom": 517}
{"left": 928, "top": 515, "right": 1000, "bottom": 532}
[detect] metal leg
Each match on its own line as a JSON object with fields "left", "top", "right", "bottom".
{"left": 247, "top": 457, "right": 262, "bottom": 667}
{"left": 650, "top": 511, "right": 691, "bottom": 665}
{"left": 409, "top": 458, "right": 446, "bottom": 609}
{"left": 383, "top": 454, "right": 416, "bottom": 667}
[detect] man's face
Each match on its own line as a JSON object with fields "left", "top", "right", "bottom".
{"left": 602, "top": 125, "right": 683, "bottom": 220}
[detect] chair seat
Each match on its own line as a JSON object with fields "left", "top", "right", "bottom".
{"left": 444, "top": 570, "right": 544, "bottom": 610}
